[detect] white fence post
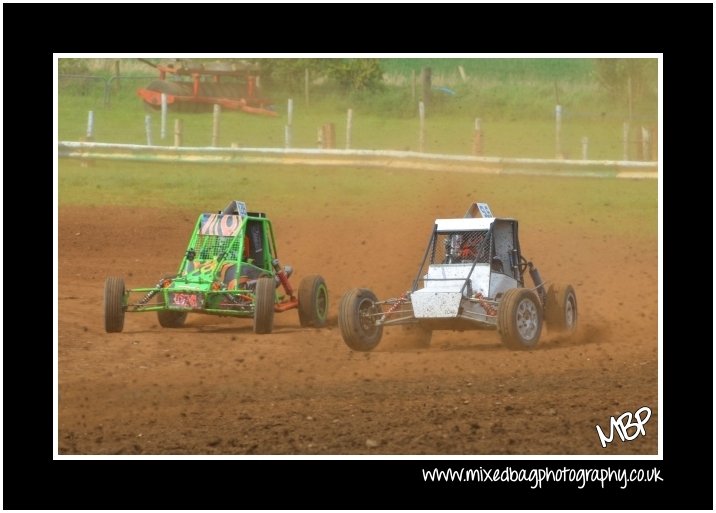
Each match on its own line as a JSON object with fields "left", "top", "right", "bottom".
{"left": 285, "top": 98, "right": 293, "bottom": 149}
{"left": 473, "top": 118, "right": 483, "bottom": 155}
{"left": 145, "top": 115, "right": 152, "bottom": 146}
{"left": 212, "top": 104, "right": 221, "bottom": 147}
{"left": 174, "top": 119, "right": 183, "bottom": 147}
{"left": 160, "top": 93, "right": 167, "bottom": 140}
{"left": 641, "top": 126, "right": 651, "bottom": 161}
{"left": 418, "top": 101, "right": 425, "bottom": 152}
{"left": 581, "top": 136, "right": 588, "bottom": 160}
{"left": 346, "top": 108, "right": 353, "bottom": 150}
{"left": 86, "top": 110, "right": 95, "bottom": 140}
{"left": 555, "top": 105, "right": 563, "bottom": 159}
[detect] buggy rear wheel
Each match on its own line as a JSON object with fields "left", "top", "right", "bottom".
{"left": 253, "top": 276, "right": 275, "bottom": 334}
{"left": 104, "top": 276, "right": 126, "bottom": 333}
{"left": 545, "top": 283, "right": 578, "bottom": 335}
{"left": 338, "top": 288, "right": 383, "bottom": 351}
{"left": 157, "top": 310, "right": 188, "bottom": 328}
{"left": 497, "top": 288, "right": 543, "bottom": 350}
{"left": 298, "top": 275, "right": 328, "bottom": 328}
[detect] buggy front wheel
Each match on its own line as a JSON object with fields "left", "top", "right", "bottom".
{"left": 497, "top": 288, "right": 543, "bottom": 350}
{"left": 253, "top": 277, "right": 275, "bottom": 334}
{"left": 338, "top": 288, "right": 383, "bottom": 351}
{"left": 104, "top": 276, "right": 126, "bottom": 333}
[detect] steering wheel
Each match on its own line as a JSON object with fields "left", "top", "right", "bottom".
{"left": 518, "top": 255, "right": 529, "bottom": 275}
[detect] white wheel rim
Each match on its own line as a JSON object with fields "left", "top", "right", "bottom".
{"left": 565, "top": 294, "right": 576, "bottom": 328}
{"left": 516, "top": 297, "right": 539, "bottom": 341}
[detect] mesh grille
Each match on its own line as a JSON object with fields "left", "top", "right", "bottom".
{"left": 193, "top": 234, "right": 241, "bottom": 261}
{"left": 429, "top": 231, "right": 491, "bottom": 265}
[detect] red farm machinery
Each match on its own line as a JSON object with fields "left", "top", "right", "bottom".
{"left": 137, "top": 59, "right": 277, "bottom": 117}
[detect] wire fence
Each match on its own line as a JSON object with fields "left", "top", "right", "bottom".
{"left": 58, "top": 74, "right": 658, "bottom": 163}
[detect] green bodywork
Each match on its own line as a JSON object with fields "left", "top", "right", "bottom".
{"left": 123, "top": 205, "right": 280, "bottom": 318}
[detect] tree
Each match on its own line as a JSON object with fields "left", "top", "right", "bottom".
{"left": 251, "top": 58, "right": 384, "bottom": 93}
{"left": 593, "top": 58, "right": 657, "bottom": 112}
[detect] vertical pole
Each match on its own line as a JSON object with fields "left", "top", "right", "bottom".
{"left": 285, "top": 98, "right": 293, "bottom": 149}
{"left": 421, "top": 67, "right": 432, "bottom": 111}
{"left": 86, "top": 110, "right": 95, "bottom": 140}
{"left": 411, "top": 70, "right": 416, "bottom": 102}
{"left": 346, "top": 108, "right": 353, "bottom": 149}
{"left": 641, "top": 126, "right": 651, "bottom": 161}
{"left": 304, "top": 68, "right": 310, "bottom": 107}
{"left": 212, "top": 104, "right": 221, "bottom": 147}
{"left": 174, "top": 119, "right": 183, "bottom": 147}
{"left": 622, "top": 121, "right": 630, "bottom": 161}
{"left": 418, "top": 101, "right": 426, "bottom": 152}
{"left": 555, "top": 104, "right": 563, "bottom": 159}
{"left": 322, "top": 123, "right": 335, "bottom": 149}
{"left": 160, "top": 93, "right": 167, "bottom": 140}
{"left": 317, "top": 127, "right": 323, "bottom": 149}
{"left": 627, "top": 75, "right": 633, "bottom": 124}
{"left": 473, "top": 118, "right": 483, "bottom": 156}
{"left": 114, "top": 60, "right": 121, "bottom": 90}
{"left": 81, "top": 110, "right": 95, "bottom": 167}
{"left": 581, "top": 136, "right": 589, "bottom": 160}
{"left": 458, "top": 65, "right": 467, "bottom": 83}
{"left": 635, "top": 124, "right": 644, "bottom": 161}
{"left": 145, "top": 115, "right": 152, "bottom": 146}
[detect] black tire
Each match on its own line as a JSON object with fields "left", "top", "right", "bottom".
{"left": 253, "top": 276, "right": 275, "bottom": 334}
{"left": 400, "top": 323, "right": 432, "bottom": 348}
{"left": 497, "top": 288, "right": 543, "bottom": 350}
{"left": 545, "top": 283, "right": 578, "bottom": 335}
{"left": 298, "top": 275, "right": 328, "bottom": 328}
{"left": 104, "top": 276, "right": 126, "bottom": 333}
{"left": 338, "top": 288, "right": 383, "bottom": 351}
{"left": 157, "top": 310, "right": 188, "bottom": 328}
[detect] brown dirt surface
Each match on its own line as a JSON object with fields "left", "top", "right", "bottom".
{"left": 58, "top": 202, "right": 658, "bottom": 456}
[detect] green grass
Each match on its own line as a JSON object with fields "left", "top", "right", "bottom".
{"left": 59, "top": 93, "right": 652, "bottom": 161}
{"left": 58, "top": 159, "right": 657, "bottom": 239}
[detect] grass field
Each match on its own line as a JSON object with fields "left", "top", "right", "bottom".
{"left": 58, "top": 159, "right": 657, "bottom": 240}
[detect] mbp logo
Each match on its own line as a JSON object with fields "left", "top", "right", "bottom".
{"left": 596, "top": 406, "right": 652, "bottom": 448}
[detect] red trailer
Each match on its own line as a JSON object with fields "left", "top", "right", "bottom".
{"left": 137, "top": 59, "right": 277, "bottom": 117}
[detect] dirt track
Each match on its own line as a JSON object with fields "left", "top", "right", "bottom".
{"left": 58, "top": 204, "right": 658, "bottom": 455}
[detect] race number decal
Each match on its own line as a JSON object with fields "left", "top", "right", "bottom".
{"left": 476, "top": 203, "right": 493, "bottom": 218}
{"left": 235, "top": 201, "right": 248, "bottom": 217}
{"left": 200, "top": 214, "right": 242, "bottom": 236}
{"left": 170, "top": 293, "right": 204, "bottom": 309}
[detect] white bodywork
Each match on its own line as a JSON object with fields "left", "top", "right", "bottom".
{"left": 412, "top": 263, "right": 487, "bottom": 318}
{"left": 435, "top": 217, "right": 494, "bottom": 232}
{"left": 410, "top": 214, "right": 520, "bottom": 321}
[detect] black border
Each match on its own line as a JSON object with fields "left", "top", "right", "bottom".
{"left": 4, "top": 3, "right": 712, "bottom": 510}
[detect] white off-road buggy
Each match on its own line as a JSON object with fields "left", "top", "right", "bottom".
{"left": 338, "top": 202, "right": 577, "bottom": 351}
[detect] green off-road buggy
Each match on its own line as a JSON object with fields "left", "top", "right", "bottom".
{"left": 104, "top": 201, "right": 328, "bottom": 334}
